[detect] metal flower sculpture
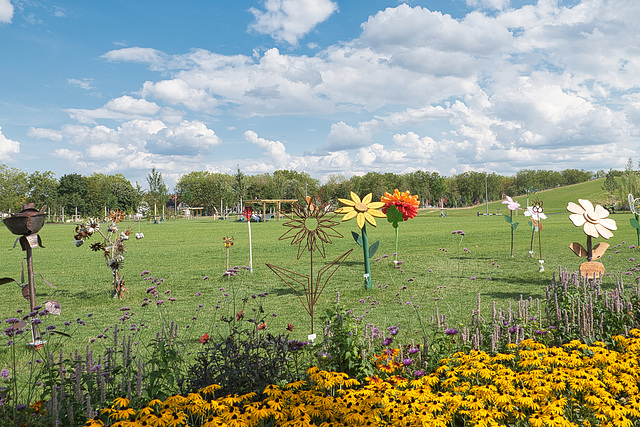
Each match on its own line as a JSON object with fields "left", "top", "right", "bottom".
{"left": 74, "top": 211, "right": 134, "bottom": 299}
{"left": 223, "top": 236, "right": 234, "bottom": 271}
{"left": 502, "top": 196, "right": 522, "bottom": 257}
{"left": 629, "top": 194, "right": 640, "bottom": 247}
{"left": 567, "top": 199, "right": 617, "bottom": 278}
{"left": 2, "top": 203, "right": 58, "bottom": 348}
{"left": 267, "top": 191, "right": 352, "bottom": 334}
{"left": 381, "top": 189, "right": 419, "bottom": 263}
{"left": 335, "top": 192, "right": 386, "bottom": 289}
{"left": 524, "top": 197, "right": 546, "bottom": 271}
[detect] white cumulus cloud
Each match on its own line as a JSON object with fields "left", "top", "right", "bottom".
{"left": 0, "top": 0, "right": 13, "bottom": 24}
{"left": 249, "top": 0, "right": 338, "bottom": 45}
{"left": 0, "top": 127, "right": 19, "bottom": 160}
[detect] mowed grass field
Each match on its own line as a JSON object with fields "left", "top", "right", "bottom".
{"left": 0, "top": 178, "right": 638, "bottom": 355}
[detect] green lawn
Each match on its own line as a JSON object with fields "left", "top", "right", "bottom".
{"left": 1, "top": 180, "right": 638, "bottom": 358}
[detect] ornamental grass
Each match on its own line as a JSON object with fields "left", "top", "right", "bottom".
{"left": 82, "top": 330, "right": 640, "bottom": 427}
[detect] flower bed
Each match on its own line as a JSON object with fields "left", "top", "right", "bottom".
{"left": 80, "top": 330, "right": 640, "bottom": 427}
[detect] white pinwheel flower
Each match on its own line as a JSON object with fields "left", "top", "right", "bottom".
{"left": 524, "top": 206, "right": 546, "bottom": 221}
{"left": 629, "top": 194, "right": 640, "bottom": 215}
{"left": 567, "top": 199, "right": 617, "bottom": 239}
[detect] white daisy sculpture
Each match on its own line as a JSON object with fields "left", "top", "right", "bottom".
{"left": 567, "top": 199, "right": 617, "bottom": 278}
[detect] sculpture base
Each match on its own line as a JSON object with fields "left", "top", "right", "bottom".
{"left": 579, "top": 261, "right": 605, "bottom": 279}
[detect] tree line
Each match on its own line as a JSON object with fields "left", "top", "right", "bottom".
{"left": 2, "top": 162, "right": 634, "bottom": 218}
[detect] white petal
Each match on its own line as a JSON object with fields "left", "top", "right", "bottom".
{"left": 584, "top": 222, "right": 599, "bottom": 238}
{"left": 599, "top": 218, "right": 617, "bottom": 230}
{"left": 594, "top": 204, "right": 609, "bottom": 219}
{"left": 538, "top": 212, "right": 547, "bottom": 220}
{"left": 569, "top": 214, "right": 586, "bottom": 227}
{"left": 567, "top": 202, "right": 585, "bottom": 214}
{"left": 578, "top": 199, "right": 594, "bottom": 213}
{"left": 595, "top": 223, "right": 613, "bottom": 239}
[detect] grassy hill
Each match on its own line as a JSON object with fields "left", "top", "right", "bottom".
{"left": 439, "top": 177, "right": 616, "bottom": 217}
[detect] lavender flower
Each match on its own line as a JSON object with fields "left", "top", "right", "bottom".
{"left": 444, "top": 328, "right": 459, "bottom": 335}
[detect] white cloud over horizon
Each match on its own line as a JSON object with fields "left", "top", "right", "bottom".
{"left": 2, "top": 0, "right": 640, "bottom": 188}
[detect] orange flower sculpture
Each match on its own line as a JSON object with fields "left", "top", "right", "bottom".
{"left": 381, "top": 189, "right": 419, "bottom": 263}
{"left": 381, "top": 189, "right": 419, "bottom": 221}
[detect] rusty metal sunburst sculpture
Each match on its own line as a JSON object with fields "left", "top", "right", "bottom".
{"left": 267, "top": 190, "right": 352, "bottom": 334}
{"left": 279, "top": 192, "right": 343, "bottom": 260}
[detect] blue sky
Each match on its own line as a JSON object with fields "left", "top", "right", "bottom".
{"left": 1, "top": 0, "right": 638, "bottom": 189}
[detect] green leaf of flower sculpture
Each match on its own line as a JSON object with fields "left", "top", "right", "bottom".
{"left": 352, "top": 231, "right": 363, "bottom": 247}
{"left": 369, "top": 240, "right": 379, "bottom": 258}
{"left": 631, "top": 217, "right": 640, "bottom": 230}
{"left": 386, "top": 205, "right": 404, "bottom": 229}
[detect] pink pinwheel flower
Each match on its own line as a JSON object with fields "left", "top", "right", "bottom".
{"left": 502, "top": 196, "right": 521, "bottom": 211}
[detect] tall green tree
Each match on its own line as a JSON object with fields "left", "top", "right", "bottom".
{"left": 0, "top": 164, "right": 29, "bottom": 213}
{"left": 175, "top": 171, "right": 233, "bottom": 215}
{"left": 57, "top": 173, "right": 89, "bottom": 216}
{"left": 27, "top": 170, "right": 58, "bottom": 211}
{"left": 602, "top": 168, "right": 618, "bottom": 205}
{"left": 146, "top": 168, "right": 169, "bottom": 215}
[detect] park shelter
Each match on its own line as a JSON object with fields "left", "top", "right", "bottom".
{"left": 245, "top": 199, "right": 297, "bottom": 220}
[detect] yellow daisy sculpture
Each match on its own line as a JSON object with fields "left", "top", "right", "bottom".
{"left": 335, "top": 192, "right": 386, "bottom": 229}
{"left": 335, "top": 192, "right": 386, "bottom": 289}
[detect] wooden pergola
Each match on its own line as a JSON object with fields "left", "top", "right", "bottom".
{"left": 245, "top": 199, "right": 297, "bottom": 220}
{"left": 183, "top": 207, "right": 204, "bottom": 219}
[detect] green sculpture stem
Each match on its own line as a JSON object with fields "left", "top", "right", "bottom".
{"left": 636, "top": 213, "right": 640, "bottom": 247}
{"left": 509, "top": 210, "right": 514, "bottom": 257}
{"left": 394, "top": 226, "right": 399, "bottom": 262}
{"left": 362, "top": 224, "right": 372, "bottom": 290}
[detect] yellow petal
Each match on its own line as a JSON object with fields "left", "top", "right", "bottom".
{"left": 368, "top": 208, "right": 387, "bottom": 218}
{"left": 338, "top": 198, "right": 355, "bottom": 207}
{"left": 356, "top": 212, "right": 365, "bottom": 229}
{"left": 362, "top": 193, "right": 373, "bottom": 204}
{"left": 366, "top": 201, "right": 385, "bottom": 210}
{"left": 364, "top": 211, "right": 377, "bottom": 227}
{"left": 342, "top": 210, "right": 357, "bottom": 222}
{"left": 350, "top": 192, "right": 361, "bottom": 204}
{"left": 334, "top": 206, "right": 354, "bottom": 214}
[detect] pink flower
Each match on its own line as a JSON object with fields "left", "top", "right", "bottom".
{"left": 502, "top": 196, "right": 521, "bottom": 211}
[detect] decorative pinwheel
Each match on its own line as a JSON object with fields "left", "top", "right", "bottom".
{"left": 629, "top": 194, "right": 640, "bottom": 247}
{"left": 502, "top": 196, "right": 522, "bottom": 257}
{"left": 524, "top": 197, "right": 546, "bottom": 271}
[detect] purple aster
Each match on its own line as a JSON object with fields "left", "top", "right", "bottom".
{"left": 444, "top": 328, "right": 459, "bottom": 335}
